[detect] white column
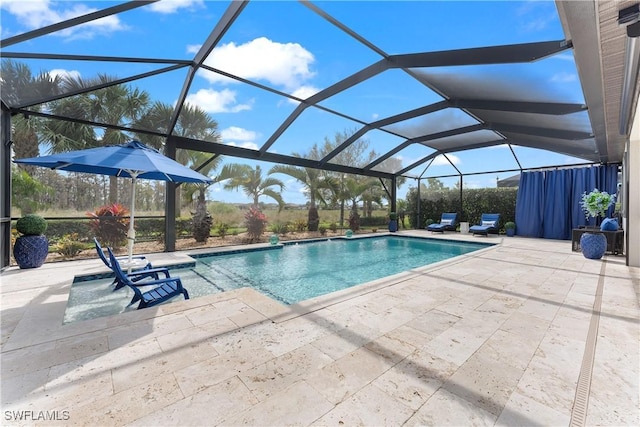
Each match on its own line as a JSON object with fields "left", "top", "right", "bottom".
{"left": 626, "top": 104, "right": 640, "bottom": 267}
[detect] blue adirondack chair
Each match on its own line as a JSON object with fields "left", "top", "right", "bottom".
{"left": 107, "top": 248, "right": 190, "bottom": 309}
{"left": 94, "top": 237, "right": 165, "bottom": 290}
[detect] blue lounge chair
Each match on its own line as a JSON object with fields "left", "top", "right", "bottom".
{"left": 108, "top": 248, "right": 189, "bottom": 309}
{"left": 427, "top": 212, "right": 458, "bottom": 232}
{"left": 469, "top": 213, "right": 501, "bottom": 236}
{"left": 94, "top": 237, "right": 163, "bottom": 290}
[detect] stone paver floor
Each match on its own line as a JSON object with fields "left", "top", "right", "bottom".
{"left": 1, "top": 231, "right": 638, "bottom": 426}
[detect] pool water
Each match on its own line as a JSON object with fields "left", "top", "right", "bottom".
{"left": 64, "top": 236, "right": 490, "bottom": 323}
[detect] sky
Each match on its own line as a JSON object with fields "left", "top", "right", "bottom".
{"left": 1, "top": 0, "right": 590, "bottom": 205}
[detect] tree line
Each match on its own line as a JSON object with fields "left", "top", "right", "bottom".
{"left": 6, "top": 60, "right": 405, "bottom": 233}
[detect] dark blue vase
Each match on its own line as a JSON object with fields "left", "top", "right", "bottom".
{"left": 13, "top": 235, "right": 49, "bottom": 268}
{"left": 580, "top": 232, "right": 607, "bottom": 260}
{"left": 388, "top": 220, "right": 398, "bottom": 232}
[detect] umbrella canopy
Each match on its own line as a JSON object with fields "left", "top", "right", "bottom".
{"left": 14, "top": 141, "right": 212, "bottom": 266}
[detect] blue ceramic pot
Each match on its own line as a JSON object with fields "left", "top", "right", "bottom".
{"left": 13, "top": 235, "right": 49, "bottom": 268}
{"left": 388, "top": 220, "right": 398, "bottom": 232}
{"left": 580, "top": 232, "right": 607, "bottom": 260}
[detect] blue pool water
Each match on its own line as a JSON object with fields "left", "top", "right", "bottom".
{"left": 190, "top": 236, "right": 489, "bottom": 304}
{"left": 64, "top": 236, "right": 490, "bottom": 323}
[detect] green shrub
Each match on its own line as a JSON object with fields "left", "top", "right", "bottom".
{"left": 389, "top": 212, "right": 397, "bottom": 221}
{"left": 16, "top": 214, "right": 47, "bottom": 236}
{"left": 55, "top": 233, "right": 85, "bottom": 258}
{"left": 271, "top": 222, "right": 289, "bottom": 235}
{"left": 329, "top": 222, "right": 338, "bottom": 233}
{"left": 318, "top": 225, "right": 327, "bottom": 236}
{"left": 425, "top": 218, "right": 434, "bottom": 226}
{"left": 291, "top": 219, "right": 306, "bottom": 233}
{"left": 504, "top": 221, "right": 516, "bottom": 230}
{"left": 216, "top": 222, "right": 229, "bottom": 239}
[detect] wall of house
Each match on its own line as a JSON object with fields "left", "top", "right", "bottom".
{"left": 627, "top": 103, "right": 640, "bottom": 267}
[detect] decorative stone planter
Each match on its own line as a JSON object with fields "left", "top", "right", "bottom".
{"left": 580, "top": 232, "right": 607, "bottom": 260}
{"left": 13, "top": 235, "right": 49, "bottom": 268}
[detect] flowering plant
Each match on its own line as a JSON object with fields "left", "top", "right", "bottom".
{"left": 580, "top": 189, "right": 615, "bottom": 219}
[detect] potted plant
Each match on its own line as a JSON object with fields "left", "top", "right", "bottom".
{"left": 504, "top": 221, "right": 516, "bottom": 237}
{"left": 388, "top": 212, "right": 398, "bottom": 232}
{"left": 579, "top": 188, "right": 616, "bottom": 259}
{"left": 13, "top": 214, "right": 49, "bottom": 268}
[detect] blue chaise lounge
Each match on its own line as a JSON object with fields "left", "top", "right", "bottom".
{"left": 427, "top": 212, "right": 458, "bottom": 232}
{"left": 108, "top": 248, "right": 190, "bottom": 309}
{"left": 469, "top": 213, "right": 501, "bottom": 236}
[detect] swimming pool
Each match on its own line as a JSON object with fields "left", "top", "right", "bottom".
{"left": 192, "top": 236, "right": 490, "bottom": 304}
{"left": 64, "top": 236, "right": 491, "bottom": 323}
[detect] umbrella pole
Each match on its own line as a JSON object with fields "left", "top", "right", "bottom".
{"left": 127, "top": 175, "right": 138, "bottom": 273}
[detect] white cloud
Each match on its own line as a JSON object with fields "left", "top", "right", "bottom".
{"left": 371, "top": 113, "right": 380, "bottom": 120}
{"left": 553, "top": 53, "right": 575, "bottom": 62}
{"left": 202, "top": 37, "right": 315, "bottom": 91}
{"left": 431, "top": 154, "right": 461, "bottom": 166}
{"left": 226, "top": 141, "right": 259, "bottom": 150}
{"left": 287, "top": 85, "right": 321, "bottom": 104}
{"left": 221, "top": 126, "right": 259, "bottom": 142}
{"left": 463, "top": 180, "right": 483, "bottom": 189}
{"left": 1, "top": 0, "right": 124, "bottom": 39}
{"left": 184, "top": 89, "right": 253, "bottom": 113}
{"left": 551, "top": 72, "right": 577, "bottom": 83}
{"left": 149, "top": 0, "right": 204, "bottom": 14}
{"left": 48, "top": 68, "right": 81, "bottom": 80}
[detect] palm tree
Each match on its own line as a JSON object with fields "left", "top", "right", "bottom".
{"left": 223, "top": 164, "right": 285, "bottom": 209}
{"left": 269, "top": 146, "right": 335, "bottom": 231}
{"left": 135, "top": 101, "right": 222, "bottom": 216}
{"left": 2, "top": 60, "right": 61, "bottom": 165}
{"left": 343, "top": 175, "right": 380, "bottom": 231}
{"left": 44, "top": 74, "right": 150, "bottom": 203}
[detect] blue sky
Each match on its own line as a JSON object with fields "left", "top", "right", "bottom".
{"left": 1, "top": 0, "right": 589, "bottom": 205}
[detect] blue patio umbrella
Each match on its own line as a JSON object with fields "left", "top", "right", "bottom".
{"left": 14, "top": 141, "right": 212, "bottom": 265}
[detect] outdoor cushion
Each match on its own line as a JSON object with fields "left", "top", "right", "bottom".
{"left": 427, "top": 213, "right": 458, "bottom": 232}
{"left": 600, "top": 218, "right": 619, "bottom": 231}
{"left": 470, "top": 213, "right": 501, "bottom": 236}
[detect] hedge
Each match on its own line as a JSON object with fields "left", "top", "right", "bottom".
{"left": 406, "top": 187, "right": 518, "bottom": 230}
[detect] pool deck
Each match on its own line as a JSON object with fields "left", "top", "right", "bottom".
{"left": 1, "top": 231, "right": 638, "bottom": 426}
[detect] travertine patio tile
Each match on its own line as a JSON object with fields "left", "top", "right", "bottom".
{"left": 1, "top": 368, "right": 49, "bottom": 405}
{"left": 69, "top": 374, "right": 184, "bottom": 426}
{"left": 155, "top": 318, "right": 237, "bottom": 352}
{"left": 175, "top": 339, "right": 276, "bottom": 397}
{"left": 106, "top": 313, "right": 194, "bottom": 349}
{"left": 261, "top": 315, "right": 337, "bottom": 357}
{"left": 222, "top": 381, "right": 333, "bottom": 426}
{"left": 127, "top": 376, "right": 258, "bottom": 426}
{"left": 228, "top": 304, "right": 269, "bottom": 327}
{"left": 498, "top": 311, "right": 550, "bottom": 342}
{"left": 312, "top": 382, "right": 413, "bottom": 426}
{"left": 372, "top": 349, "right": 458, "bottom": 410}
{"left": 239, "top": 343, "right": 334, "bottom": 401}
{"left": 421, "top": 327, "right": 487, "bottom": 366}
{"left": 364, "top": 333, "right": 416, "bottom": 364}
{"left": 384, "top": 324, "right": 434, "bottom": 349}
{"left": 405, "top": 388, "right": 497, "bottom": 426}
{"left": 443, "top": 351, "right": 524, "bottom": 416}
{"left": 495, "top": 391, "right": 569, "bottom": 426}
{"left": 516, "top": 334, "right": 585, "bottom": 412}
{"left": 481, "top": 329, "right": 538, "bottom": 371}
{"left": 111, "top": 336, "right": 219, "bottom": 393}
{"left": 310, "top": 320, "right": 379, "bottom": 360}
{"left": 306, "top": 347, "right": 395, "bottom": 404}
{"left": 183, "top": 298, "right": 246, "bottom": 325}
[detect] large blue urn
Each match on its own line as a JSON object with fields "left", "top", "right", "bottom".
{"left": 580, "top": 232, "right": 607, "bottom": 260}
{"left": 13, "top": 235, "right": 49, "bottom": 268}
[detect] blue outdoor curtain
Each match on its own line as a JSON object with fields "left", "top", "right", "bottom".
{"left": 515, "top": 171, "right": 544, "bottom": 238}
{"left": 515, "top": 164, "right": 618, "bottom": 240}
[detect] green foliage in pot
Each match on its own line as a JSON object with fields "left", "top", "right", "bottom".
{"left": 16, "top": 214, "right": 48, "bottom": 236}
{"left": 580, "top": 189, "right": 615, "bottom": 219}
{"left": 389, "top": 212, "right": 397, "bottom": 221}
{"left": 504, "top": 221, "right": 516, "bottom": 230}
